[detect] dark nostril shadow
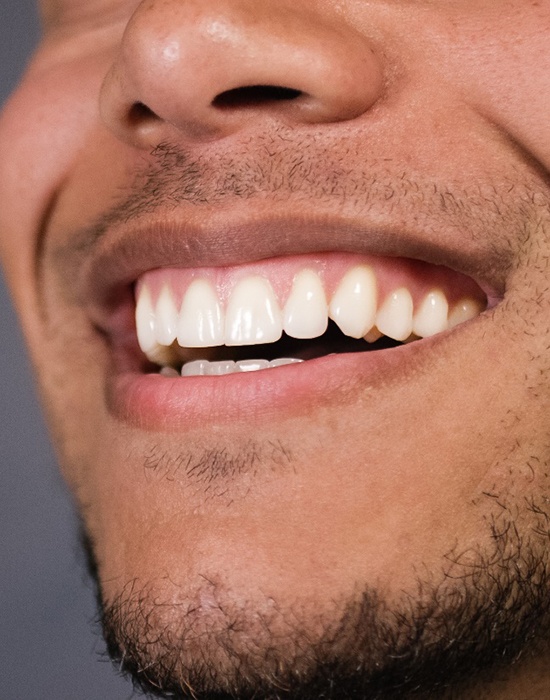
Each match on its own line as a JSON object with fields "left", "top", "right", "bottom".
{"left": 212, "top": 85, "right": 303, "bottom": 109}
{"left": 128, "top": 101, "right": 159, "bottom": 126}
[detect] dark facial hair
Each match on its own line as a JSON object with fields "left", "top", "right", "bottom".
{"left": 82, "top": 502, "right": 550, "bottom": 700}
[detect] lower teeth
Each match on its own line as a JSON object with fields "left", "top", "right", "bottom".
{"left": 160, "top": 357, "right": 304, "bottom": 377}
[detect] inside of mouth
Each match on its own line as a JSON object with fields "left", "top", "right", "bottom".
{"left": 154, "top": 320, "right": 405, "bottom": 373}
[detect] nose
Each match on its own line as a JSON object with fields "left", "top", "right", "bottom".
{"left": 100, "top": 0, "right": 384, "bottom": 147}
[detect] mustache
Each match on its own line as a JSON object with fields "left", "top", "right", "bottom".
{"left": 64, "top": 127, "right": 536, "bottom": 250}
{"left": 47, "top": 125, "right": 550, "bottom": 309}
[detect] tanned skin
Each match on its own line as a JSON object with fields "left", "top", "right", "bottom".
{"left": 1, "top": 1, "right": 550, "bottom": 697}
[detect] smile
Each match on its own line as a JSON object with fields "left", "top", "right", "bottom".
{"left": 79, "top": 212, "right": 501, "bottom": 428}
{"left": 134, "top": 252, "right": 486, "bottom": 376}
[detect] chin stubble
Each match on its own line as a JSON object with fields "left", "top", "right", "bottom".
{"left": 81, "top": 490, "right": 550, "bottom": 700}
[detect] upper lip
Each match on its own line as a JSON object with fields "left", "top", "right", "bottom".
{"left": 69, "top": 208, "right": 508, "bottom": 326}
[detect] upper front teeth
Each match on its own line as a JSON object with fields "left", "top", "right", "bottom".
{"left": 135, "top": 263, "right": 485, "bottom": 365}
{"left": 178, "top": 278, "right": 224, "bottom": 347}
{"left": 283, "top": 269, "right": 328, "bottom": 339}
{"left": 225, "top": 276, "right": 282, "bottom": 345}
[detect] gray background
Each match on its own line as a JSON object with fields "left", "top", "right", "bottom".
{"left": 1, "top": 2, "right": 135, "bottom": 698}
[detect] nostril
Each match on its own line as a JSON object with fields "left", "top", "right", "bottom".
{"left": 212, "top": 85, "right": 303, "bottom": 109}
{"left": 128, "top": 101, "right": 159, "bottom": 126}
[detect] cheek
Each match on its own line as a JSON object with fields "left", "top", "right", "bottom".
{"left": 453, "top": 15, "right": 550, "bottom": 172}
{"left": 0, "top": 52, "right": 107, "bottom": 320}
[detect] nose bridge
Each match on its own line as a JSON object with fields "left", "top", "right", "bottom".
{"left": 100, "top": 0, "right": 385, "bottom": 146}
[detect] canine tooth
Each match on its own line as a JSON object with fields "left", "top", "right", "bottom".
{"left": 225, "top": 276, "right": 283, "bottom": 346}
{"left": 412, "top": 289, "right": 449, "bottom": 338}
{"left": 155, "top": 285, "right": 179, "bottom": 346}
{"left": 177, "top": 279, "right": 224, "bottom": 348}
{"left": 236, "top": 359, "right": 271, "bottom": 372}
{"left": 329, "top": 265, "right": 377, "bottom": 338}
{"left": 376, "top": 288, "right": 413, "bottom": 341}
{"left": 448, "top": 298, "right": 483, "bottom": 329}
{"left": 283, "top": 269, "right": 328, "bottom": 339}
{"left": 136, "top": 283, "right": 158, "bottom": 353}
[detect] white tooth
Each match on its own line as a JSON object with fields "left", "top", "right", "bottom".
{"left": 329, "top": 265, "right": 377, "bottom": 338}
{"left": 155, "top": 285, "right": 179, "bottom": 346}
{"left": 225, "top": 276, "right": 282, "bottom": 346}
{"left": 376, "top": 288, "right": 413, "bottom": 341}
{"left": 283, "top": 269, "right": 328, "bottom": 339}
{"left": 206, "top": 360, "right": 237, "bottom": 375}
{"left": 269, "top": 357, "right": 304, "bottom": 367}
{"left": 181, "top": 359, "right": 210, "bottom": 376}
{"left": 135, "top": 283, "right": 158, "bottom": 353}
{"left": 180, "top": 357, "right": 305, "bottom": 377}
{"left": 177, "top": 279, "right": 224, "bottom": 348}
{"left": 412, "top": 289, "right": 449, "bottom": 338}
{"left": 448, "top": 298, "right": 483, "bottom": 329}
{"left": 236, "top": 359, "right": 270, "bottom": 372}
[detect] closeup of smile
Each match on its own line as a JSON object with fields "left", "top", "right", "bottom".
{"left": 135, "top": 253, "right": 487, "bottom": 377}
{"left": 77, "top": 205, "right": 504, "bottom": 428}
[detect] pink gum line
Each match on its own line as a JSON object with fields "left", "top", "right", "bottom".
{"left": 136, "top": 252, "right": 486, "bottom": 309}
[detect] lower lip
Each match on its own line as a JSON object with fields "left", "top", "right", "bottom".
{"left": 107, "top": 336, "right": 441, "bottom": 431}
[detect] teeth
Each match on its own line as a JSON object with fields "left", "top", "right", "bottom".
{"left": 135, "top": 284, "right": 157, "bottom": 354}
{"left": 181, "top": 359, "right": 212, "bottom": 376}
{"left": 135, "top": 265, "right": 486, "bottom": 371}
{"left": 364, "top": 327, "right": 383, "bottom": 343}
{"left": 412, "top": 289, "right": 449, "bottom": 338}
{"left": 205, "top": 360, "right": 237, "bottom": 376}
{"left": 329, "top": 265, "right": 377, "bottom": 338}
{"left": 283, "top": 269, "right": 328, "bottom": 339}
{"left": 155, "top": 285, "right": 179, "bottom": 346}
{"left": 160, "top": 366, "right": 181, "bottom": 378}
{"left": 180, "top": 357, "right": 304, "bottom": 377}
{"left": 177, "top": 279, "right": 223, "bottom": 347}
{"left": 225, "top": 276, "right": 282, "bottom": 346}
{"left": 375, "top": 288, "right": 414, "bottom": 341}
{"left": 269, "top": 357, "right": 305, "bottom": 368}
{"left": 448, "top": 298, "right": 484, "bottom": 329}
{"left": 236, "top": 359, "right": 271, "bottom": 372}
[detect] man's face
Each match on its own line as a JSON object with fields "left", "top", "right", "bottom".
{"left": 2, "top": 0, "right": 550, "bottom": 697}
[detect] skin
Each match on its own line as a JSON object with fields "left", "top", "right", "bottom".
{"left": 2, "top": 0, "right": 550, "bottom": 697}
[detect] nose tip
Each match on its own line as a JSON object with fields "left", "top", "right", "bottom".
{"left": 100, "top": 0, "right": 385, "bottom": 148}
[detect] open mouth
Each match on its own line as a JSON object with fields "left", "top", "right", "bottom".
{"left": 134, "top": 253, "right": 487, "bottom": 377}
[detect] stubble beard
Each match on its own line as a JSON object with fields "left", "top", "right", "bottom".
{"left": 81, "top": 472, "right": 550, "bottom": 700}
